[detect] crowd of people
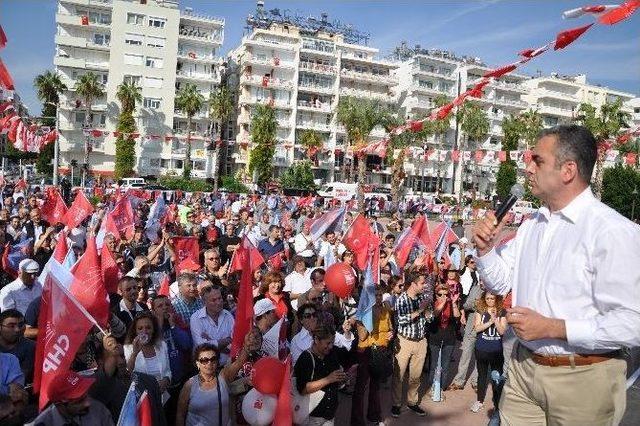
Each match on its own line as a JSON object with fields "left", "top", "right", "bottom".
{"left": 0, "top": 180, "right": 517, "bottom": 426}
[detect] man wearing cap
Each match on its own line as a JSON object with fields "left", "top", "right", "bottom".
{"left": 253, "top": 298, "right": 279, "bottom": 337}
{"left": 0, "top": 259, "right": 41, "bottom": 315}
{"left": 29, "top": 371, "right": 113, "bottom": 426}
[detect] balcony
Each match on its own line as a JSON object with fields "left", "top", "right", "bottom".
{"left": 240, "top": 74, "right": 294, "bottom": 90}
{"left": 178, "top": 28, "right": 223, "bottom": 45}
{"left": 296, "top": 121, "right": 331, "bottom": 132}
{"left": 173, "top": 109, "right": 209, "bottom": 120}
{"left": 60, "top": 0, "right": 112, "bottom": 8}
{"left": 490, "top": 97, "right": 528, "bottom": 109}
{"left": 537, "top": 104, "right": 575, "bottom": 118}
{"left": 537, "top": 88, "right": 580, "bottom": 103}
{"left": 491, "top": 80, "right": 528, "bottom": 94}
{"left": 238, "top": 96, "right": 293, "bottom": 109}
{"left": 54, "top": 55, "right": 108, "bottom": 70}
{"left": 56, "top": 13, "right": 111, "bottom": 29}
{"left": 413, "top": 66, "right": 456, "bottom": 81}
{"left": 299, "top": 61, "right": 337, "bottom": 75}
{"left": 55, "top": 34, "right": 86, "bottom": 49}
{"left": 341, "top": 52, "right": 397, "bottom": 67}
{"left": 247, "top": 56, "right": 296, "bottom": 70}
{"left": 296, "top": 101, "right": 332, "bottom": 113}
{"left": 300, "top": 46, "right": 335, "bottom": 58}
{"left": 340, "top": 69, "right": 396, "bottom": 86}
{"left": 277, "top": 118, "right": 292, "bottom": 128}
{"left": 243, "top": 36, "right": 296, "bottom": 51}
{"left": 340, "top": 87, "right": 395, "bottom": 103}
{"left": 411, "top": 83, "right": 453, "bottom": 97}
{"left": 180, "top": 11, "right": 225, "bottom": 27}
{"left": 298, "top": 84, "right": 334, "bottom": 95}
{"left": 177, "top": 50, "right": 219, "bottom": 64}
{"left": 176, "top": 69, "right": 218, "bottom": 83}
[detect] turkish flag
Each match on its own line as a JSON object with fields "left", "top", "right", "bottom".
{"left": 111, "top": 197, "right": 135, "bottom": 240}
{"left": 101, "top": 244, "right": 120, "bottom": 294}
{"left": 158, "top": 273, "right": 170, "bottom": 297}
{"left": 599, "top": 0, "right": 640, "bottom": 25}
{"left": 430, "top": 221, "right": 459, "bottom": 253}
{"left": 436, "top": 103, "right": 455, "bottom": 120}
{"left": 0, "top": 25, "right": 6, "bottom": 50}
{"left": 394, "top": 215, "right": 428, "bottom": 269}
{"left": 498, "top": 151, "right": 507, "bottom": 162}
{"left": 173, "top": 237, "right": 200, "bottom": 275}
{"left": 483, "top": 64, "right": 517, "bottom": 79}
{"left": 409, "top": 120, "right": 424, "bottom": 132}
{"left": 273, "top": 357, "right": 293, "bottom": 426}
{"left": 229, "top": 237, "right": 264, "bottom": 274}
{"left": 64, "top": 190, "right": 94, "bottom": 229}
{"left": 451, "top": 150, "right": 460, "bottom": 162}
{"left": 41, "top": 189, "right": 68, "bottom": 225}
{"left": 14, "top": 178, "right": 27, "bottom": 192}
{"left": 268, "top": 251, "right": 285, "bottom": 272}
{"left": 69, "top": 237, "right": 110, "bottom": 327}
{"left": 33, "top": 269, "right": 94, "bottom": 409}
{"left": 0, "top": 59, "right": 15, "bottom": 90}
{"left": 52, "top": 231, "right": 69, "bottom": 263}
{"left": 554, "top": 23, "right": 594, "bottom": 50}
{"left": 81, "top": 15, "right": 89, "bottom": 25}
{"left": 342, "top": 214, "right": 375, "bottom": 270}
{"left": 453, "top": 93, "right": 469, "bottom": 107}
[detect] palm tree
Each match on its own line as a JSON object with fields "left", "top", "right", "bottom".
{"left": 208, "top": 86, "right": 234, "bottom": 192}
{"left": 518, "top": 109, "right": 543, "bottom": 150}
{"left": 299, "top": 129, "right": 323, "bottom": 165}
{"left": 114, "top": 81, "right": 142, "bottom": 178}
{"left": 248, "top": 104, "right": 278, "bottom": 188}
{"left": 336, "top": 96, "right": 391, "bottom": 210}
{"left": 575, "top": 99, "right": 630, "bottom": 198}
{"left": 175, "top": 83, "right": 205, "bottom": 179}
{"left": 34, "top": 71, "right": 67, "bottom": 180}
{"left": 495, "top": 114, "right": 522, "bottom": 198}
{"left": 431, "top": 95, "right": 452, "bottom": 193}
{"left": 75, "top": 72, "right": 105, "bottom": 186}
{"left": 457, "top": 102, "right": 489, "bottom": 198}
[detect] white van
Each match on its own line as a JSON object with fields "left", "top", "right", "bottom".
{"left": 119, "top": 177, "right": 146, "bottom": 191}
{"left": 317, "top": 182, "right": 357, "bottom": 201}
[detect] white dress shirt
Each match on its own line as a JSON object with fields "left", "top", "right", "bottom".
{"left": 477, "top": 187, "right": 640, "bottom": 356}
{"left": 190, "top": 308, "right": 235, "bottom": 365}
{"left": 284, "top": 269, "right": 313, "bottom": 311}
{"left": 0, "top": 278, "right": 42, "bottom": 315}
{"left": 290, "top": 327, "right": 354, "bottom": 364}
{"left": 293, "top": 233, "right": 317, "bottom": 258}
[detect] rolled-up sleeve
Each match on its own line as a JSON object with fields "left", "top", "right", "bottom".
{"left": 475, "top": 237, "right": 517, "bottom": 297}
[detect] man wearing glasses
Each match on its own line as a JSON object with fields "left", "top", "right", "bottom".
{"left": 0, "top": 309, "right": 35, "bottom": 385}
{"left": 0, "top": 259, "right": 41, "bottom": 315}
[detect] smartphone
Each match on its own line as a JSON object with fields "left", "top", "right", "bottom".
{"left": 137, "top": 332, "right": 150, "bottom": 345}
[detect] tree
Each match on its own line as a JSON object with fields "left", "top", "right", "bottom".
{"left": 299, "top": 129, "right": 323, "bottom": 165}
{"left": 602, "top": 164, "right": 640, "bottom": 220}
{"left": 75, "top": 72, "right": 104, "bottom": 186}
{"left": 495, "top": 115, "right": 521, "bottom": 199}
{"left": 248, "top": 104, "right": 277, "bottom": 188}
{"left": 175, "top": 83, "right": 205, "bottom": 179}
{"left": 575, "top": 99, "right": 630, "bottom": 199}
{"left": 208, "top": 86, "right": 234, "bottom": 192}
{"left": 457, "top": 102, "right": 489, "bottom": 197}
{"left": 518, "top": 109, "right": 543, "bottom": 150}
{"left": 431, "top": 95, "right": 452, "bottom": 192}
{"left": 336, "top": 96, "right": 391, "bottom": 210}
{"left": 34, "top": 70, "right": 67, "bottom": 178}
{"left": 114, "top": 81, "right": 142, "bottom": 179}
{"left": 279, "top": 161, "right": 316, "bottom": 190}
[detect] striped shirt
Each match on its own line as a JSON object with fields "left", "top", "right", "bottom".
{"left": 395, "top": 291, "right": 430, "bottom": 341}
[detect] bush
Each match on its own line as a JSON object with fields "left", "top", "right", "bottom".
{"left": 158, "top": 175, "right": 213, "bottom": 192}
{"left": 279, "top": 161, "right": 317, "bottom": 190}
{"left": 220, "top": 175, "right": 250, "bottom": 193}
{"left": 602, "top": 164, "right": 640, "bottom": 220}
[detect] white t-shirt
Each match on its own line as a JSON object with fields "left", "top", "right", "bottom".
{"left": 284, "top": 269, "right": 312, "bottom": 310}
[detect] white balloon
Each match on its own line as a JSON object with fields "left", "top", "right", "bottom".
{"left": 241, "top": 388, "right": 277, "bottom": 426}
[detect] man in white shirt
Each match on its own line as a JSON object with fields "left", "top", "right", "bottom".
{"left": 283, "top": 256, "right": 313, "bottom": 311}
{"left": 293, "top": 225, "right": 317, "bottom": 267}
{"left": 190, "top": 286, "right": 234, "bottom": 365}
{"left": 473, "top": 125, "right": 640, "bottom": 425}
{"left": 0, "top": 259, "right": 41, "bottom": 315}
{"left": 316, "top": 231, "right": 339, "bottom": 268}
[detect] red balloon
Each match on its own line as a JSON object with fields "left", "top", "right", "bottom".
{"left": 251, "top": 357, "right": 285, "bottom": 395}
{"left": 325, "top": 262, "right": 357, "bottom": 299}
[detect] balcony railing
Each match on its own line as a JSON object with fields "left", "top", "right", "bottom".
{"left": 180, "top": 10, "right": 225, "bottom": 26}
{"left": 413, "top": 66, "right": 456, "bottom": 80}
{"left": 177, "top": 50, "right": 218, "bottom": 62}
{"left": 238, "top": 96, "right": 292, "bottom": 109}
{"left": 299, "top": 61, "right": 336, "bottom": 74}
{"left": 247, "top": 56, "right": 295, "bottom": 69}
{"left": 241, "top": 74, "right": 293, "bottom": 89}
{"left": 296, "top": 121, "right": 331, "bottom": 132}
{"left": 176, "top": 69, "right": 217, "bottom": 82}
{"left": 297, "top": 101, "right": 332, "bottom": 112}
{"left": 411, "top": 83, "right": 453, "bottom": 96}
{"left": 340, "top": 88, "right": 395, "bottom": 102}
{"left": 298, "top": 83, "right": 334, "bottom": 94}
{"left": 340, "top": 69, "right": 396, "bottom": 85}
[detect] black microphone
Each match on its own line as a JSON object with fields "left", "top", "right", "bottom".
{"left": 494, "top": 183, "right": 525, "bottom": 223}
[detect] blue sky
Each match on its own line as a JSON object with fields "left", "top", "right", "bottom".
{"left": 1, "top": 0, "right": 638, "bottom": 114}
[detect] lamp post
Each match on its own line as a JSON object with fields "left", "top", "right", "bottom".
{"left": 632, "top": 186, "right": 638, "bottom": 221}
{"left": 45, "top": 101, "right": 60, "bottom": 186}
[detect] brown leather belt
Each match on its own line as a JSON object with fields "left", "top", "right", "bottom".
{"left": 530, "top": 350, "right": 621, "bottom": 367}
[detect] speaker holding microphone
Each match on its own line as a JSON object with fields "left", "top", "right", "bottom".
{"left": 495, "top": 183, "right": 525, "bottom": 223}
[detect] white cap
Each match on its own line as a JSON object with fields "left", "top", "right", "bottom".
{"left": 19, "top": 259, "right": 39, "bottom": 273}
{"left": 125, "top": 267, "right": 141, "bottom": 278}
{"left": 459, "top": 237, "right": 469, "bottom": 245}
{"left": 253, "top": 298, "right": 276, "bottom": 317}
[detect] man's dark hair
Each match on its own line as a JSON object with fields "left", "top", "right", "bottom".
{"left": 404, "top": 271, "right": 424, "bottom": 286}
{"left": 268, "top": 224, "right": 280, "bottom": 233}
{"left": 0, "top": 309, "right": 23, "bottom": 324}
{"left": 538, "top": 124, "right": 597, "bottom": 184}
{"left": 311, "top": 268, "right": 325, "bottom": 282}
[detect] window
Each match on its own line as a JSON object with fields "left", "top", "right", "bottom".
{"left": 174, "top": 159, "right": 184, "bottom": 169}
{"left": 98, "top": 73, "right": 108, "bottom": 84}
{"left": 123, "top": 75, "right": 141, "bottom": 85}
{"left": 124, "top": 53, "right": 143, "bottom": 66}
{"left": 193, "top": 161, "right": 205, "bottom": 171}
{"left": 148, "top": 17, "right": 166, "bottom": 28}
{"left": 127, "top": 13, "right": 144, "bottom": 25}
{"left": 75, "top": 112, "right": 86, "bottom": 124}
{"left": 93, "top": 33, "right": 110, "bottom": 46}
{"left": 143, "top": 98, "right": 161, "bottom": 109}
{"left": 160, "top": 159, "right": 170, "bottom": 168}
{"left": 144, "top": 77, "right": 163, "bottom": 88}
{"left": 145, "top": 57, "right": 163, "bottom": 68}
{"left": 146, "top": 36, "right": 165, "bottom": 48}
{"left": 125, "top": 33, "right": 143, "bottom": 46}
{"left": 149, "top": 158, "right": 161, "bottom": 168}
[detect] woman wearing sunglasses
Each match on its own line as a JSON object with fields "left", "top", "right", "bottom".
{"left": 176, "top": 334, "right": 258, "bottom": 426}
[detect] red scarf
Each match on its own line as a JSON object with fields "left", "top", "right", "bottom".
{"left": 439, "top": 300, "right": 453, "bottom": 329}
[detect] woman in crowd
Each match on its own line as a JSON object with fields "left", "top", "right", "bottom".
{"left": 350, "top": 284, "right": 393, "bottom": 426}
{"left": 427, "top": 282, "right": 461, "bottom": 395}
{"left": 255, "top": 271, "right": 294, "bottom": 326}
{"left": 294, "top": 324, "right": 348, "bottom": 426}
{"left": 175, "top": 333, "right": 257, "bottom": 426}
{"left": 470, "top": 291, "right": 507, "bottom": 413}
{"left": 123, "top": 312, "right": 172, "bottom": 404}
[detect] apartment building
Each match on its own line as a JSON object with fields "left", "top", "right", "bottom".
{"left": 54, "top": 0, "right": 224, "bottom": 179}
{"left": 228, "top": 7, "right": 398, "bottom": 184}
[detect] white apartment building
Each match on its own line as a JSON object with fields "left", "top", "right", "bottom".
{"left": 54, "top": 0, "right": 224, "bottom": 179}
{"left": 228, "top": 13, "right": 398, "bottom": 184}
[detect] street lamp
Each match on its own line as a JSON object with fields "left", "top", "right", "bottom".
{"left": 632, "top": 186, "right": 638, "bottom": 221}
{"left": 45, "top": 101, "right": 60, "bottom": 186}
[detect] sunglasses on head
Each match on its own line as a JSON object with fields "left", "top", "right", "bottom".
{"left": 198, "top": 356, "right": 218, "bottom": 364}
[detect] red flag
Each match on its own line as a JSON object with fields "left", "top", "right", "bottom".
{"left": 111, "top": 197, "right": 135, "bottom": 239}
{"left": 475, "top": 150, "right": 485, "bottom": 162}
{"left": 34, "top": 272, "right": 95, "bottom": 409}
{"left": 138, "top": 391, "right": 153, "bottom": 426}
{"left": 393, "top": 215, "right": 431, "bottom": 269}
{"left": 436, "top": 103, "right": 455, "bottom": 120}
{"left": 40, "top": 189, "right": 68, "bottom": 225}
{"left": 452, "top": 93, "right": 469, "bottom": 107}
{"left": 523, "top": 150, "right": 533, "bottom": 164}
{"left": 14, "top": 178, "right": 27, "bottom": 192}
{"left": 0, "top": 25, "right": 6, "bottom": 49}
{"left": 273, "top": 357, "right": 293, "bottom": 426}
{"left": 268, "top": 251, "right": 285, "bottom": 271}
{"left": 498, "top": 151, "right": 507, "bottom": 162}
{"left": 554, "top": 23, "right": 594, "bottom": 50}
{"left": 342, "top": 215, "right": 375, "bottom": 270}
{"left": 100, "top": 244, "right": 120, "bottom": 294}
{"left": 69, "top": 237, "right": 110, "bottom": 327}
{"left": 409, "top": 120, "right": 424, "bottom": 132}
{"left": 52, "top": 231, "right": 69, "bottom": 263}
{"left": 518, "top": 44, "right": 550, "bottom": 60}
{"left": 158, "top": 273, "right": 170, "bottom": 297}
{"left": 229, "top": 237, "right": 264, "bottom": 274}
{"left": 599, "top": 0, "right": 640, "bottom": 25}
{"left": 430, "top": 221, "right": 459, "bottom": 252}
{"left": 173, "top": 237, "right": 200, "bottom": 275}
{"left": 483, "top": 64, "right": 517, "bottom": 79}
{"left": 81, "top": 15, "right": 89, "bottom": 25}
{"left": 451, "top": 150, "right": 460, "bottom": 162}
{"left": 0, "top": 59, "right": 15, "bottom": 90}
{"left": 63, "top": 190, "right": 94, "bottom": 229}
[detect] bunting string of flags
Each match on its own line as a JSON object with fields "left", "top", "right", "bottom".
{"left": 358, "top": 1, "right": 640, "bottom": 159}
